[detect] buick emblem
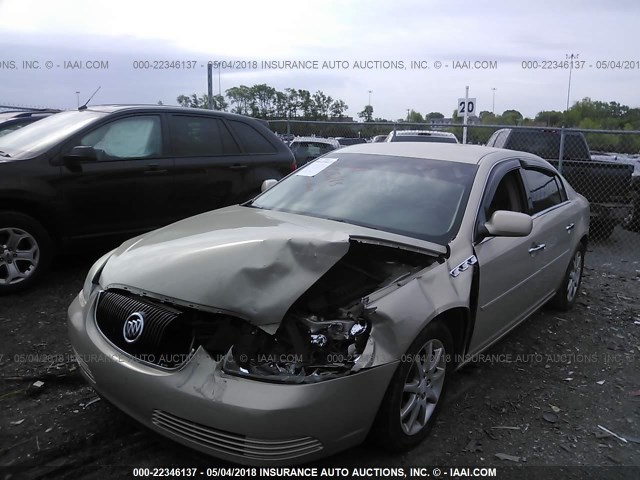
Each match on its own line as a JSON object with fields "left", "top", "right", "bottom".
{"left": 123, "top": 312, "right": 145, "bottom": 343}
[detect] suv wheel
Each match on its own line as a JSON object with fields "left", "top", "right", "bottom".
{"left": 0, "top": 212, "right": 52, "bottom": 294}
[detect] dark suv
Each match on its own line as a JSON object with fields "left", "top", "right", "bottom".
{"left": 0, "top": 105, "right": 296, "bottom": 293}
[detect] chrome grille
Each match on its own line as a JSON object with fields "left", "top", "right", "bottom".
{"left": 152, "top": 410, "right": 323, "bottom": 460}
{"left": 95, "top": 290, "right": 192, "bottom": 368}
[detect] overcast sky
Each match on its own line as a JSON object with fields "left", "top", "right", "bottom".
{"left": 0, "top": 0, "right": 638, "bottom": 119}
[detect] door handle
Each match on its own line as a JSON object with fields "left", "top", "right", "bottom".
{"left": 528, "top": 243, "right": 546, "bottom": 254}
{"left": 229, "top": 164, "right": 248, "bottom": 170}
{"left": 565, "top": 223, "right": 575, "bottom": 232}
{"left": 144, "top": 163, "right": 168, "bottom": 175}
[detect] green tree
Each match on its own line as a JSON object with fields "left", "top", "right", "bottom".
{"left": 330, "top": 99, "right": 348, "bottom": 118}
{"left": 425, "top": 112, "right": 444, "bottom": 121}
{"left": 176, "top": 93, "right": 227, "bottom": 110}
{"left": 407, "top": 110, "right": 424, "bottom": 123}
{"left": 500, "top": 109, "right": 523, "bottom": 125}
{"left": 534, "top": 110, "right": 564, "bottom": 127}
{"left": 273, "top": 91, "right": 288, "bottom": 119}
{"left": 250, "top": 84, "right": 277, "bottom": 118}
{"left": 479, "top": 111, "right": 498, "bottom": 126}
{"left": 176, "top": 94, "right": 193, "bottom": 107}
{"left": 225, "top": 85, "right": 253, "bottom": 115}
{"left": 284, "top": 88, "right": 300, "bottom": 118}
{"left": 211, "top": 94, "right": 228, "bottom": 111}
{"left": 298, "top": 89, "right": 313, "bottom": 118}
{"left": 312, "top": 90, "right": 333, "bottom": 120}
{"left": 358, "top": 105, "right": 374, "bottom": 122}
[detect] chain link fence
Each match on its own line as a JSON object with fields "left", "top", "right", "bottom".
{"left": 268, "top": 120, "right": 640, "bottom": 262}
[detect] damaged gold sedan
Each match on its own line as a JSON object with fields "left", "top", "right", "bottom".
{"left": 68, "top": 143, "right": 589, "bottom": 464}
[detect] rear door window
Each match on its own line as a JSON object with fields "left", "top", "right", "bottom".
{"left": 522, "top": 168, "right": 565, "bottom": 214}
{"left": 228, "top": 120, "right": 276, "bottom": 154}
{"left": 170, "top": 115, "right": 240, "bottom": 156}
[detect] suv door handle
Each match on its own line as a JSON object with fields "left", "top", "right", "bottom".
{"left": 144, "top": 163, "right": 168, "bottom": 175}
{"left": 565, "top": 223, "right": 575, "bottom": 232}
{"left": 528, "top": 243, "right": 546, "bottom": 254}
{"left": 229, "top": 164, "right": 248, "bottom": 170}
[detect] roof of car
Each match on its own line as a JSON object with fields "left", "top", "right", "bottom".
{"left": 333, "top": 142, "right": 539, "bottom": 165}
{"left": 80, "top": 105, "right": 266, "bottom": 123}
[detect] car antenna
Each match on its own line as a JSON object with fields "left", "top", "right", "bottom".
{"left": 78, "top": 86, "right": 101, "bottom": 111}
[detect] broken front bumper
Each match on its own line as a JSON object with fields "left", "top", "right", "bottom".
{"left": 67, "top": 293, "right": 398, "bottom": 465}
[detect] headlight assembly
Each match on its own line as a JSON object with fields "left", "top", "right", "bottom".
{"left": 221, "top": 303, "right": 374, "bottom": 384}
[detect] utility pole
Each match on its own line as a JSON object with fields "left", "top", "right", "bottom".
{"left": 462, "top": 86, "right": 469, "bottom": 144}
{"left": 491, "top": 87, "right": 496, "bottom": 114}
{"left": 566, "top": 53, "right": 574, "bottom": 112}
{"left": 207, "top": 62, "right": 214, "bottom": 110}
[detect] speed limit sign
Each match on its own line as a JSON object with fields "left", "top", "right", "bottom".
{"left": 457, "top": 98, "right": 476, "bottom": 115}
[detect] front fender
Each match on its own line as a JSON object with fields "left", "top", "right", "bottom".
{"left": 366, "top": 259, "right": 473, "bottom": 365}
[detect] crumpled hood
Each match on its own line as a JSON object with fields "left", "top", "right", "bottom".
{"left": 100, "top": 205, "right": 446, "bottom": 326}
{"left": 100, "top": 206, "right": 352, "bottom": 326}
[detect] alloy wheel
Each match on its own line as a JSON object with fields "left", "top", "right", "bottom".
{"left": 566, "top": 250, "right": 583, "bottom": 303}
{"left": 400, "top": 339, "right": 446, "bottom": 436}
{"left": 0, "top": 227, "right": 40, "bottom": 285}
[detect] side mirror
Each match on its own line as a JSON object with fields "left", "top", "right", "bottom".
{"left": 261, "top": 179, "right": 278, "bottom": 192}
{"left": 484, "top": 210, "right": 533, "bottom": 237}
{"left": 64, "top": 145, "right": 99, "bottom": 163}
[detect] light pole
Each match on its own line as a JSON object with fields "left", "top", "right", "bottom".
{"left": 406, "top": 108, "right": 410, "bottom": 121}
{"left": 566, "top": 54, "right": 575, "bottom": 112}
{"left": 368, "top": 90, "right": 372, "bottom": 106}
{"left": 491, "top": 87, "right": 497, "bottom": 114}
{"left": 75, "top": 91, "right": 80, "bottom": 108}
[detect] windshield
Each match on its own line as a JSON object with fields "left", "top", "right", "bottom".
{"left": 0, "top": 110, "right": 106, "bottom": 158}
{"left": 252, "top": 153, "right": 477, "bottom": 244}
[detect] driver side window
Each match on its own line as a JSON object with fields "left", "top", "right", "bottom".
{"left": 79, "top": 116, "right": 162, "bottom": 160}
{"left": 485, "top": 169, "right": 526, "bottom": 220}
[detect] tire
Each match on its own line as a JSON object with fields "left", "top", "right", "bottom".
{"left": 549, "top": 243, "right": 586, "bottom": 311}
{"left": 590, "top": 220, "right": 615, "bottom": 240}
{"left": 0, "top": 212, "right": 53, "bottom": 294}
{"left": 371, "top": 321, "right": 454, "bottom": 451}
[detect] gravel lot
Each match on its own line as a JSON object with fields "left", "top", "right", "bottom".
{"left": 1, "top": 227, "right": 639, "bottom": 479}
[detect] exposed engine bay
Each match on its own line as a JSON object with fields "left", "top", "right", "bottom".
{"left": 98, "top": 240, "right": 437, "bottom": 380}
{"left": 215, "top": 241, "right": 436, "bottom": 382}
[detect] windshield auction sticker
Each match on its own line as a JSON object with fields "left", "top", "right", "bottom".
{"left": 295, "top": 157, "right": 339, "bottom": 176}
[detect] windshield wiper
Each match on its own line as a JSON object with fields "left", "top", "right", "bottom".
{"left": 0, "top": 150, "right": 10, "bottom": 158}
